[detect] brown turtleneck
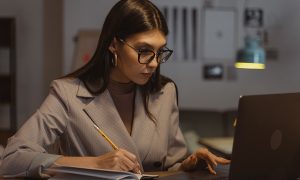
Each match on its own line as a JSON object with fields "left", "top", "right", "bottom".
{"left": 107, "top": 79, "right": 136, "bottom": 135}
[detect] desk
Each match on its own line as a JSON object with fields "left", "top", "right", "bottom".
{"left": 157, "top": 165, "right": 229, "bottom": 180}
{"left": 198, "top": 137, "right": 233, "bottom": 159}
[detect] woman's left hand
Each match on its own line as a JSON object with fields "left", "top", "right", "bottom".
{"left": 180, "top": 148, "right": 230, "bottom": 174}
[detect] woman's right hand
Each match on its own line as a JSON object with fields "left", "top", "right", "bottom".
{"left": 54, "top": 148, "right": 141, "bottom": 174}
{"left": 180, "top": 148, "right": 230, "bottom": 174}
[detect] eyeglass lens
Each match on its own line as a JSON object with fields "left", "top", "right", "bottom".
{"left": 119, "top": 38, "right": 172, "bottom": 64}
{"left": 139, "top": 50, "right": 172, "bottom": 64}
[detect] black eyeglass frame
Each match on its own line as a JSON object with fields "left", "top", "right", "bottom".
{"left": 118, "top": 39, "right": 173, "bottom": 64}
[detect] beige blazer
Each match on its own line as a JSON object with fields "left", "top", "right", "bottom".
{"left": 0, "top": 78, "right": 187, "bottom": 178}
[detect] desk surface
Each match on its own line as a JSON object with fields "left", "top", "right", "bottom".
{"left": 198, "top": 137, "right": 233, "bottom": 159}
{"left": 157, "top": 165, "right": 229, "bottom": 180}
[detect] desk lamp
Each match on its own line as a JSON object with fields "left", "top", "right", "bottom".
{"left": 235, "top": 36, "right": 265, "bottom": 69}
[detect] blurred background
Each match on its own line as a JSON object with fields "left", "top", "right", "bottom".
{"left": 0, "top": 0, "right": 299, "bottom": 156}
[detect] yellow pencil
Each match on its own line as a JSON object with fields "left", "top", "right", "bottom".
{"left": 93, "top": 123, "right": 142, "bottom": 174}
{"left": 93, "top": 124, "right": 119, "bottom": 150}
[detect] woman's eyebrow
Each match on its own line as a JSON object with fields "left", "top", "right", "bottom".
{"left": 134, "top": 42, "right": 167, "bottom": 49}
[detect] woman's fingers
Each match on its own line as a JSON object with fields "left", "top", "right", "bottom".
{"left": 195, "top": 148, "right": 230, "bottom": 175}
{"left": 206, "top": 163, "right": 216, "bottom": 175}
{"left": 134, "top": 164, "right": 142, "bottom": 174}
{"left": 117, "top": 149, "right": 141, "bottom": 173}
{"left": 181, "top": 148, "right": 231, "bottom": 174}
{"left": 215, "top": 156, "right": 231, "bottom": 164}
{"left": 120, "top": 149, "right": 137, "bottom": 162}
{"left": 191, "top": 155, "right": 198, "bottom": 167}
{"left": 206, "top": 153, "right": 218, "bottom": 168}
{"left": 188, "top": 154, "right": 198, "bottom": 169}
{"left": 206, "top": 155, "right": 230, "bottom": 170}
{"left": 196, "top": 148, "right": 216, "bottom": 168}
{"left": 97, "top": 148, "right": 141, "bottom": 173}
{"left": 180, "top": 154, "right": 198, "bottom": 171}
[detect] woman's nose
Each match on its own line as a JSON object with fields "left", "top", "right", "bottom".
{"left": 147, "top": 58, "right": 158, "bottom": 68}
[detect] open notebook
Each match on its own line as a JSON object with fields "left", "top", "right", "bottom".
{"left": 44, "top": 164, "right": 158, "bottom": 180}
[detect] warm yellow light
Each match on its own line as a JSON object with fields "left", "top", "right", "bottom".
{"left": 235, "top": 62, "right": 265, "bottom": 69}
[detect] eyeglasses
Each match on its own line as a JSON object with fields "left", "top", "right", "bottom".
{"left": 119, "top": 39, "right": 173, "bottom": 64}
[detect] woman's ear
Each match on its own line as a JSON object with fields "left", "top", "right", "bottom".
{"left": 109, "top": 37, "right": 118, "bottom": 53}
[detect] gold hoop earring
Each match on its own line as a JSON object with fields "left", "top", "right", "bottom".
{"left": 111, "top": 53, "right": 118, "bottom": 67}
{"left": 113, "top": 53, "right": 118, "bottom": 67}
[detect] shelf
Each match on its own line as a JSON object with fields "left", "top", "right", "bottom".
{"left": 0, "top": 17, "right": 17, "bottom": 140}
{"left": 0, "top": 130, "right": 14, "bottom": 146}
{"left": 0, "top": 18, "right": 15, "bottom": 48}
{"left": 0, "top": 75, "right": 11, "bottom": 103}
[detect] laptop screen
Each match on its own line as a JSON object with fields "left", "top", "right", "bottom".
{"left": 229, "top": 93, "right": 300, "bottom": 180}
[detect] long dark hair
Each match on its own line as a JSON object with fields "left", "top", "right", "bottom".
{"left": 67, "top": 0, "right": 176, "bottom": 121}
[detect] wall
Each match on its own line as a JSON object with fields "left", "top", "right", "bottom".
{"left": 1, "top": 0, "right": 299, "bottom": 128}
{"left": 63, "top": 0, "right": 300, "bottom": 111}
{"left": 43, "top": 0, "right": 63, "bottom": 96}
{"left": 157, "top": 0, "right": 300, "bottom": 110}
{"left": 63, "top": 0, "right": 118, "bottom": 74}
{"left": 0, "top": 0, "right": 44, "bottom": 127}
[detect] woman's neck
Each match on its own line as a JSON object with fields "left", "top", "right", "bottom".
{"left": 110, "top": 68, "right": 131, "bottom": 83}
{"left": 107, "top": 78, "right": 135, "bottom": 95}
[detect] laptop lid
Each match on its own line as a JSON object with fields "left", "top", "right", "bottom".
{"left": 229, "top": 93, "right": 300, "bottom": 180}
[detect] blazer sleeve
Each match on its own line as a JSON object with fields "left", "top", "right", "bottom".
{"left": 164, "top": 83, "right": 188, "bottom": 171}
{"left": 0, "top": 80, "right": 69, "bottom": 178}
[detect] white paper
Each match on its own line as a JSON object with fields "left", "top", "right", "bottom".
{"left": 44, "top": 164, "right": 158, "bottom": 180}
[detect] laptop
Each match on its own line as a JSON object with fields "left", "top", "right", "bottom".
{"left": 229, "top": 93, "right": 300, "bottom": 180}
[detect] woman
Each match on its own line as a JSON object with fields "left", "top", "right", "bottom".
{"left": 0, "top": 0, "right": 230, "bottom": 178}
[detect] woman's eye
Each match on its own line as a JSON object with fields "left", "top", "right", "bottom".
{"left": 160, "top": 47, "right": 168, "bottom": 51}
{"left": 138, "top": 48, "right": 152, "bottom": 52}
{"left": 140, "top": 51, "right": 154, "bottom": 57}
{"left": 138, "top": 49, "right": 153, "bottom": 54}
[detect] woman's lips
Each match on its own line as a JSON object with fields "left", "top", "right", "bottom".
{"left": 141, "top": 73, "right": 153, "bottom": 78}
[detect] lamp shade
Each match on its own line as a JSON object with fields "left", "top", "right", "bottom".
{"left": 235, "top": 36, "right": 266, "bottom": 69}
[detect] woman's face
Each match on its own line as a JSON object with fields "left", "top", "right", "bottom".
{"left": 109, "top": 29, "right": 167, "bottom": 85}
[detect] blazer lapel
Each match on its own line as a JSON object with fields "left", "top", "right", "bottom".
{"left": 131, "top": 88, "right": 161, "bottom": 162}
{"left": 81, "top": 87, "right": 143, "bottom": 168}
